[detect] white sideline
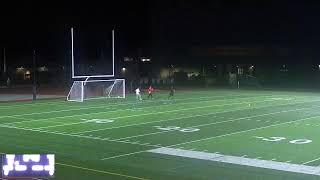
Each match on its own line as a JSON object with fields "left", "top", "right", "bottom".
{"left": 148, "top": 147, "right": 320, "bottom": 176}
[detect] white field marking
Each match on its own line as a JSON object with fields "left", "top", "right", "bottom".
{"left": 0, "top": 125, "right": 160, "bottom": 148}
{"left": 0, "top": 92, "right": 312, "bottom": 110}
{"left": 101, "top": 150, "right": 148, "bottom": 160}
{"left": 1, "top": 95, "right": 277, "bottom": 126}
{"left": 286, "top": 160, "right": 292, "bottom": 163}
{"left": 1, "top": 103, "right": 317, "bottom": 162}
{"left": 35, "top": 119, "right": 114, "bottom": 129}
{"left": 256, "top": 157, "right": 262, "bottom": 159}
{"left": 102, "top": 114, "right": 320, "bottom": 160}
{"left": 0, "top": 94, "right": 268, "bottom": 119}
{"left": 241, "top": 155, "right": 248, "bottom": 157}
{"left": 72, "top": 99, "right": 317, "bottom": 135}
{"left": 302, "top": 157, "right": 320, "bottom": 165}
{"left": 4, "top": 98, "right": 272, "bottom": 129}
{"left": 1, "top": 98, "right": 316, "bottom": 166}
{"left": 271, "top": 158, "right": 277, "bottom": 161}
{"left": 112, "top": 105, "right": 317, "bottom": 141}
{"left": 168, "top": 115, "right": 320, "bottom": 148}
{"left": 148, "top": 148, "right": 320, "bottom": 176}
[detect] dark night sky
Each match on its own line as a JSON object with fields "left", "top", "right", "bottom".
{"left": 1, "top": 1, "right": 320, "bottom": 65}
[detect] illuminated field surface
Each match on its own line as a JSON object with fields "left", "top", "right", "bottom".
{"left": 1, "top": 89, "right": 320, "bottom": 180}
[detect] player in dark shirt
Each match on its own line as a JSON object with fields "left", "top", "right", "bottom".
{"left": 168, "top": 86, "right": 175, "bottom": 99}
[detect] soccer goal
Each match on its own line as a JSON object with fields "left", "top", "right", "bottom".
{"left": 67, "top": 79, "right": 125, "bottom": 102}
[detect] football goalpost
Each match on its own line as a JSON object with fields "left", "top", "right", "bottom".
{"left": 66, "top": 27, "right": 125, "bottom": 102}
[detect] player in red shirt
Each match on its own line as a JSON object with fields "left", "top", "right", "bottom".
{"left": 148, "top": 85, "right": 154, "bottom": 99}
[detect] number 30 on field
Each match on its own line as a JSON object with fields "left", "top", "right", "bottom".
{"left": 154, "top": 126, "right": 200, "bottom": 133}
{"left": 254, "top": 136, "right": 312, "bottom": 144}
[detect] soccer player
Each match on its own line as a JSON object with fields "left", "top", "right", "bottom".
{"left": 147, "top": 85, "right": 154, "bottom": 99}
{"left": 168, "top": 86, "right": 175, "bottom": 99}
{"left": 135, "top": 87, "right": 142, "bottom": 101}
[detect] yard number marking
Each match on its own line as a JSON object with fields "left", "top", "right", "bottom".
{"left": 154, "top": 126, "right": 200, "bottom": 133}
{"left": 254, "top": 136, "right": 312, "bottom": 144}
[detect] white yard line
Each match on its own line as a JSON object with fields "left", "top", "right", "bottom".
{"left": 70, "top": 105, "right": 272, "bottom": 134}
{"left": 113, "top": 105, "right": 318, "bottom": 141}
{"left": 71, "top": 98, "right": 314, "bottom": 135}
{"left": 0, "top": 94, "right": 259, "bottom": 118}
{"left": 0, "top": 93, "right": 225, "bottom": 109}
{"left": 168, "top": 115, "right": 320, "bottom": 148}
{"left": 0, "top": 125, "right": 160, "bottom": 148}
{"left": 101, "top": 150, "right": 148, "bottom": 160}
{"left": 7, "top": 96, "right": 282, "bottom": 128}
{"left": 302, "top": 157, "right": 320, "bottom": 165}
{"left": 100, "top": 112, "right": 320, "bottom": 160}
{"left": 1, "top": 95, "right": 275, "bottom": 126}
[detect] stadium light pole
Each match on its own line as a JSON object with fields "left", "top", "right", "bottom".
{"left": 3, "top": 48, "right": 6, "bottom": 74}
{"left": 32, "top": 50, "right": 37, "bottom": 101}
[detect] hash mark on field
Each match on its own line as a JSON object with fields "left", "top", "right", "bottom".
{"left": 271, "top": 158, "right": 277, "bottom": 161}
{"left": 241, "top": 155, "right": 248, "bottom": 157}
{"left": 256, "top": 157, "right": 262, "bottom": 159}
{"left": 286, "top": 160, "right": 292, "bottom": 163}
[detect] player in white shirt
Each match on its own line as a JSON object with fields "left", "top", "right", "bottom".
{"left": 135, "top": 87, "right": 142, "bottom": 101}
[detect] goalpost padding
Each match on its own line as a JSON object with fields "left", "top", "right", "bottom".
{"left": 67, "top": 79, "right": 125, "bottom": 102}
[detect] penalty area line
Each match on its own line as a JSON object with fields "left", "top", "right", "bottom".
{"left": 56, "top": 162, "right": 150, "bottom": 180}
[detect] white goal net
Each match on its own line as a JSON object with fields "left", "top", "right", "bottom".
{"left": 67, "top": 79, "right": 125, "bottom": 102}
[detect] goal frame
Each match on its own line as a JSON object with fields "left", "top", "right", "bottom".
{"left": 66, "top": 78, "right": 125, "bottom": 102}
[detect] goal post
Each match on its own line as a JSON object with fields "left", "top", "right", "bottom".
{"left": 67, "top": 79, "right": 125, "bottom": 102}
